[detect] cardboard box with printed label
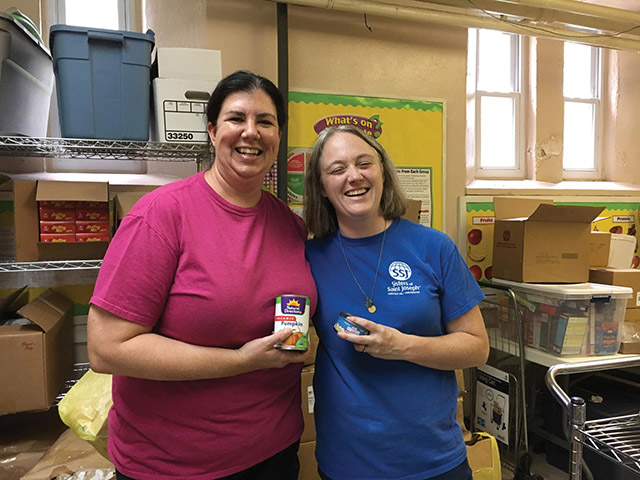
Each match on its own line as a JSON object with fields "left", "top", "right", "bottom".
{"left": 589, "top": 232, "right": 636, "bottom": 269}
{"left": 492, "top": 197, "right": 604, "bottom": 283}
{"left": 589, "top": 268, "right": 640, "bottom": 309}
{"left": 0, "top": 288, "right": 74, "bottom": 415}
{"left": 113, "top": 189, "right": 156, "bottom": 230}
{"left": 301, "top": 365, "right": 315, "bottom": 443}
{"left": 13, "top": 180, "right": 109, "bottom": 261}
{"left": 150, "top": 48, "right": 222, "bottom": 144}
{"left": 298, "top": 440, "right": 319, "bottom": 480}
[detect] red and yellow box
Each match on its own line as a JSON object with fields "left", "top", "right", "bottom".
{"left": 39, "top": 221, "right": 75, "bottom": 234}
{"left": 75, "top": 205, "right": 109, "bottom": 221}
{"left": 76, "top": 233, "right": 110, "bottom": 242}
{"left": 39, "top": 206, "right": 75, "bottom": 221}
{"left": 75, "top": 221, "right": 109, "bottom": 234}
{"left": 40, "top": 233, "right": 75, "bottom": 242}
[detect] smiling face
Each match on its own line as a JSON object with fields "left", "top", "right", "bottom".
{"left": 319, "top": 131, "right": 385, "bottom": 233}
{"left": 207, "top": 89, "right": 281, "bottom": 191}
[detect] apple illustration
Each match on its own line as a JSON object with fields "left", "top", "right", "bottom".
{"left": 467, "top": 229, "right": 482, "bottom": 246}
{"left": 485, "top": 266, "right": 493, "bottom": 280}
{"left": 632, "top": 256, "right": 640, "bottom": 269}
{"left": 610, "top": 225, "right": 623, "bottom": 234}
{"left": 469, "top": 265, "right": 482, "bottom": 281}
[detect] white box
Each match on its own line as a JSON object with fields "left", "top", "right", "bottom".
{"left": 155, "top": 48, "right": 222, "bottom": 81}
{"left": 151, "top": 78, "right": 218, "bottom": 143}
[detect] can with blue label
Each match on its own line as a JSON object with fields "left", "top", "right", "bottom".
{"left": 334, "top": 312, "right": 370, "bottom": 336}
{"left": 274, "top": 294, "right": 310, "bottom": 350}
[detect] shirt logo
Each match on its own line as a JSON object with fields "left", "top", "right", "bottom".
{"left": 389, "top": 261, "right": 412, "bottom": 281}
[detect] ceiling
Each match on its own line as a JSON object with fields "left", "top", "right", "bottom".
{"left": 273, "top": 0, "right": 640, "bottom": 51}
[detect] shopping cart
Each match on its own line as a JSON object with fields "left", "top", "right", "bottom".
{"left": 546, "top": 356, "right": 640, "bottom": 479}
{"left": 478, "top": 281, "right": 543, "bottom": 480}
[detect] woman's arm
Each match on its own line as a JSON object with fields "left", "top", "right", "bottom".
{"left": 336, "top": 305, "right": 489, "bottom": 370}
{"left": 87, "top": 305, "right": 310, "bottom": 380}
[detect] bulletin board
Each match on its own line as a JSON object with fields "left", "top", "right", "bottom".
{"left": 457, "top": 196, "right": 640, "bottom": 282}
{"left": 286, "top": 91, "right": 445, "bottom": 230}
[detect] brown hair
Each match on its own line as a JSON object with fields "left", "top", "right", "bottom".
{"left": 304, "top": 125, "right": 407, "bottom": 238}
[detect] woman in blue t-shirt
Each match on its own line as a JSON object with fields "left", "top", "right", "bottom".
{"left": 304, "top": 125, "right": 489, "bottom": 480}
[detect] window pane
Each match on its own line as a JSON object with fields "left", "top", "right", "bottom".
{"left": 65, "top": 0, "right": 120, "bottom": 29}
{"left": 564, "top": 42, "right": 594, "bottom": 98}
{"left": 480, "top": 96, "right": 516, "bottom": 168}
{"left": 477, "top": 30, "right": 514, "bottom": 93}
{"left": 564, "top": 101, "right": 595, "bottom": 170}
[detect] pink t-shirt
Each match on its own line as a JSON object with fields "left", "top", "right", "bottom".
{"left": 90, "top": 172, "right": 317, "bottom": 480}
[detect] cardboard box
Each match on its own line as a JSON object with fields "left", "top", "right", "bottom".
{"left": 402, "top": 198, "right": 421, "bottom": 224}
{"left": 589, "top": 232, "right": 636, "bottom": 269}
{"left": 153, "top": 47, "right": 222, "bottom": 81}
{"left": 113, "top": 190, "right": 155, "bottom": 230}
{"left": 151, "top": 77, "right": 218, "bottom": 143}
{"left": 150, "top": 48, "right": 221, "bottom": 144}
{"left": 305, "top": 325, "right": 319, "bottom": 366}
{"left": 301, "top": 365, "right": 315, "bottom": 443}
{"left": 589, "top": 268, "right": 640, "bottom": 308}
{"left": 624, "top": 307, "right": 640, "bottom": 326}
{"left": 298, "top": 441, "right": 319, "bottom": 480}
{"left": 618, "top": 341, "right": 640, "bottom": 354}
{"left": 0, "top": 288, "right": 73, "bottom": 415}
{"left": 492, "top": 198, "right": 604, "bottom": 283}
{"left": 35, "top": 180, "right": 109, "bottom": 260}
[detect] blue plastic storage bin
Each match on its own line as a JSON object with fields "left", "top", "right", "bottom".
{"left": 49, "top": 25, "right": 155, "bottom": 140}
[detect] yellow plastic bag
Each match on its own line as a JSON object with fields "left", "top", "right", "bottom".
{"left": 58, "top": 369, "right": 112, "bottom": 460}
{"left": 467, "top": 432, "right": 501, "bottom": 480}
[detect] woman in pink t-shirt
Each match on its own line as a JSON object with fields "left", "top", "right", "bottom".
{"left": 88, "top": 71, "right": 317, "bottom": 480}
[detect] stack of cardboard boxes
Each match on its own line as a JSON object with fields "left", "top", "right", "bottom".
{"left": 588, "top": 240, "right": 640, "bottom": 353}
{"left": 299, "top": 325, "right": 320, "bottom": 480}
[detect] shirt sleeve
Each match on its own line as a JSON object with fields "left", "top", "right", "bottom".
{"left": 438, "top": 237, "right": 485, "bottom": 324}
{"left": 90, "top": 212, "right": 179, "bottom": 327}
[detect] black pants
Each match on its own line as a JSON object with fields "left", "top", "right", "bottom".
{"left": 318, "top": 457, "right": 473, "bottom": 480}
{"left": 115, "top": 441, "right": 300, "bottom": 480}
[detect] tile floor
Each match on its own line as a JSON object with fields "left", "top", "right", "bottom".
{"left": 501, "top": 452, "right": 567, "bottom": 480}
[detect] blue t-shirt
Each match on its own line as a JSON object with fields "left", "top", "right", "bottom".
{"left": 305, "top": 218, "right": 484, "bottom": 480}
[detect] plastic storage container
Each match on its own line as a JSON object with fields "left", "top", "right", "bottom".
{"left": 493, "top": 279, "right": 632, "bottom": 356}
{"left": 49, "top": 25, "right": 155, "bottom": 140}
{"left": 0, "top": 12, "right": 54, "bottom": 136}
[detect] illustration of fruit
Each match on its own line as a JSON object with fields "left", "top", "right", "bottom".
{"left": 469, "top": 265, "right": 482, "bottom": 281}
{"left": 610, "top": 225, "right": 623, "bottom": 234}
{"left": 629, "top": 224, "right": 637, "bottom": 237}
{"left": 467, "top": 229, "right": 482, "bottom": 245}
{"left": 632, "top": 256, "right": 640, "bottom": 269}
{"left": 467, "top": 245, "right": 486, "bottom": 263}
{"left": 485, "top": 266, "right": 493, "bottom": 280}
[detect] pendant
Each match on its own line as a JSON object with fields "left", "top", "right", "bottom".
{"left": 366, "top": 299, "right": 376, "bottom": 314}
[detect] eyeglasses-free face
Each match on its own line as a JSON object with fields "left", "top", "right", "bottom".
{"left": 319, "top": 131, "right": 385, "bottom": 232}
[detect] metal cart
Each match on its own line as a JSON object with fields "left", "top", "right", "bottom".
{"left": 546, "top": 356, "right": 640, "bottom": 479}
{"left": 478, "top": 281, "right": 542, "bottom": 479}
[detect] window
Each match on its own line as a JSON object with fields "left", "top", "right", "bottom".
{"left": 47, "top": 0, "right": 142, "bottom": 174}
{"left": 473, "top": 29, "right": 523, "bottom": 178}
{"left": 563, "top": 41, "right": 601, "bottom": 179}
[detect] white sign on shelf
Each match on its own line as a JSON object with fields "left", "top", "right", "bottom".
{"left": 475, "top": 364, "right": 510, "bottom": 445}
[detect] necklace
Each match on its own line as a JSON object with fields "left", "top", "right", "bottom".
{"left": 337, "top": 222, "right": 388, "bottom": 314}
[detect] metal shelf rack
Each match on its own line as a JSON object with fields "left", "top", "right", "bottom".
{"left": 546, "top": 356, "right": 640, "bottom": 479}
{"left": 0, "top": 260, "right": 102, "bottom": 273}
{"left": 0, "top": 135, "right": 212, "bottom": 163}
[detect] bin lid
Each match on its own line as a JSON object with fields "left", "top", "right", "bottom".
{"left": 49, "top": 24, "right": 155, "bottom": 44}
{"left": 0, "top": 12, "right": 50, "bottom": 57}
{"left": 492, "top": 278, "right": 633, "bottom": 299}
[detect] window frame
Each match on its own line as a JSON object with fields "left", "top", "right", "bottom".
{"left": 473, "top": 29, "right": 524, "bottom": 179}
{"left": 562, "top": 43, "right": 602, "bottom": 180}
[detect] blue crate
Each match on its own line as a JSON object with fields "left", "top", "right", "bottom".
{"left": 49, "top": 25, "right": 154, "bottom": 140}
